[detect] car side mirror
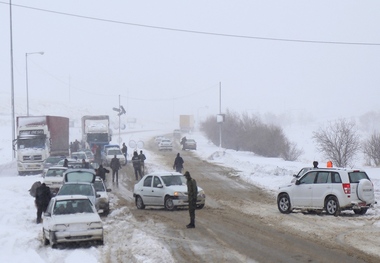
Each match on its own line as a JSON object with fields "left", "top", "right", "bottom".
{"left": 107, "top": 189, "right": 112, "bottom": 192}
{"left": 156, "top": 184, "right": 163, "bottom": 188}
{"left": 293, "top": 174, "right": 297, "bottom": 178}
{"left": 295, "top": 180, "right": 300, "bottom": 185}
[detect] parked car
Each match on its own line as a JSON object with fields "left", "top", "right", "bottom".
{"left": 277, "top": 168, "right": 376, "bottom": 216}
{"left": 183, "top": 139, "right": 197, "bottom": 150}
{"left": 158, "top": 138, "right": 173, "bottom": 151}
{"left": 57, "top": 158, "right": 97, "bottom": 170}
{"left": 42, "top": 156, "right": 65, "bottom": 174}
{"left": 102, "top": 144, "right": 120, "bottom": 160}
{"left": 79, "top": 149, "right": 95, "bottom": 162}
{"left": 57, "top": 169, "right": 100, "bottom": 211}
{"left": 42, "top": 195, "right": 104, "bottom": 248}
{"left": 43, "top": 166, "right": 68, "bottom": 194}
{"left": 133, "top": 171, "right": 206, "bottom": 211}
{"left": 71, "top": 151, "right": 90, "bottom": 162}
{"left": 94, "top": 177, "right": 111, "bottom": 214}
{"left": 104, "top": 147, "right": 126, "bottom": 166}
{"left": 155, "top": 136, "right": 164, "bottom": 144}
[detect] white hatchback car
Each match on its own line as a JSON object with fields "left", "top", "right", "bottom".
{"left": 277, "top": 168, "right": 376, "bottom": 216}
{"left": 133, "top": 171, "right": 206, "bottom": 211}
{"left": 158, "top": 138, "right": 173, "bottom": 151}
{"left": 42, "top": 195, "right": 104, "bottom": 248}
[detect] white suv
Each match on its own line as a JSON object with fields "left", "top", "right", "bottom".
{"left": 277, "top": 168, "right": 375, "bottom": 216}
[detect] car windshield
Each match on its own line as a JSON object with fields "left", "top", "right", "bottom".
{"left": 94, "top": 181, "right": 105, "bottom": 192}
{"left": 161, "top": 175, "right": 186, "bottom": 186}
{"left": 46, "top": 169, "right": 65, "bottom": 177}
{"left": 58, "top": 184, "right": 94, "bottom": 196}
{"left": 349, "top": 171, "right": 369, "bottom": 183}
{"left": 53, "top": 199, "right": 94, "bottom": 215}
{"left": 108, "top": 149, "right": 121, "bottom": 155}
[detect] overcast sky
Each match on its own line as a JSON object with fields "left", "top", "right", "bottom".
{"left": 1, "top": 1, "right": 380, "bottom": 124}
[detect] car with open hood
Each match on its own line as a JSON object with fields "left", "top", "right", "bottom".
{"left": 133, "top": 171, "right": 206, "bottom": 211}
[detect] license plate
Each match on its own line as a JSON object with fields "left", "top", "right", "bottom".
{"left": 359, "top": 202, "right": 366, "bottom": 207}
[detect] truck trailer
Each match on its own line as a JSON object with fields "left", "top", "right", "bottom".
{"left": 179, "top": 115, "right": 194, "bottom": 133}
{"left": 13, "top": 116, "right": 70, "bottom": 175}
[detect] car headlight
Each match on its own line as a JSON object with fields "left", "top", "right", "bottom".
{"left": 54, "top": 224, "right": 68, "bottom": 231}
{"left": 89, "top": 222, "right": 103, "bottom": 229}
{"left": 173, "top": 191, "right": 186, "bottom": 197}
{"left": 198, "top": 190, "right": 205, "bottom": 198}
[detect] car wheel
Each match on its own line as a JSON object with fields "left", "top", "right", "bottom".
{"left": 277, "top": 193, "right": 292, "bottom": 214}
{"left": 42, "top": 229, "right": 49, "bottom": 246}
{"left": 135, "top": 196, "right": 145, "bottom": 209}
{"left": 197, "top": 204, "right": 205, "bottom": 209}
{"left": 325, "top": 196, "right": 340, "bottom": 216}
{"left": 164, "top": 196, "right": 175, "bottom": 211}
{"left": 353, "top": 208, "right": 368, "bottom": 215}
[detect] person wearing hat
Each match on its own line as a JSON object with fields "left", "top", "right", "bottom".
{"left": 184, "top": 171, "right": 198, "bottom": 229}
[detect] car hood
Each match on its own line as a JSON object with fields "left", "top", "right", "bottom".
{"left": 50, "top": 213, "right": 102, "bottom": 224}
{"left": 166, "top": 185, "right": 203, "bottom": 193}
{"left": 44, "top": 177, "right": 63, "bottom": 184}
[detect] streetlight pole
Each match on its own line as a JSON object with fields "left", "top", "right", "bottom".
{"left": 25, "top": 51, "right": 44, "bottom": 116}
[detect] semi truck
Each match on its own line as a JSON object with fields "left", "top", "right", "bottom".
{"left": 81, "top": 115, "right": 112, "bottom": 150}
{"left": 179, "top": 115, "right": 194, "bottom": 133}
{"left": 13, "top": 116, "right": 70, "bottom": 175}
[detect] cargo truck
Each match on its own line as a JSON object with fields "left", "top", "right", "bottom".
{"left": 13, "top": 116, "right": 69, "bottom": 175}
{"left": 179, "top": 115, "right": 194, "bottom": 133}
{"left": 81, "top": 115, "right": 112, "bottom": 151}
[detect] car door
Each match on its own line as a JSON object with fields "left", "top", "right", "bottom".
{"left": 151, "top": 176, "right": 166, "bottom": 205}
{"left": 311, "top": 171, "right": 331, "bottom": 208}
{"left": 292, "top": 171, "right": 317, "bottom": 207}
{"left": 139, "top": 176, "right": 153, "bottom": 205}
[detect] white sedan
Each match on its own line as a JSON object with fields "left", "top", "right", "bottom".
{"left": 133, "top": 171, "right": 206, "bottom": 211}
{"left": 42, "top": 195, "right": 104, "bottom": 248}
{"left": 158, "top": 138, "right": 173, "bottom": 151}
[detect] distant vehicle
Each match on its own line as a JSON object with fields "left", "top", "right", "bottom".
{"left": 94, "top": 177, "right": 111, "bottom": 214}
{"left": 42, "top": 156, "right": 66, "bottom": 174}
{"left": 102, "top": 144, "right": 120, "bottom": 161}
{"left": 155, "top": 136, "right": 165, "bottom": 144}
{"left": 158, "top": 138, "right": 173, "bottom": 151}
{"left": 104, "top": 147, "right": 125, "bottom": 166}
{"left": 133, "top": 171, "right": 206, "bottom": 211}
{"left": 79, "top": 149, "right": 95, "bottom": 162}
{"left": 43, "top": 166, "right": 68, "bottom": 194}
{"left": 81, "top": 115, "right": 112, "bottom": 152}
{"left": 277, "top": 168, "right": 376, "bottom": 216}
{"left": 57, "top": 158, "right": 97, "bottom": 170}
{"left": 42, "top": 195, "right": 104, "bottom": 248}
{"left": 71, "top": 151, "right": 90, "bottom": 162}
{"left": 173, "top": 129, "right": 181, "bottom": 139}
{"left": 183, "top": 139, "right": 197, "bottom": 150}
{"left": 13, "top": 115, "right": 69, "bottom": 175}
{"left": 179, "top": 115, "right": 194, "bottom": 133}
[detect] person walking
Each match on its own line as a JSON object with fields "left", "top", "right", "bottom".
{"left": 139, "top": 150, "right": 146, "bottom": 175}
{"left": 184, "top": 171, "right": 198, "bottom": 229}
{"left": 121, "top": 143, "right": 128, "bottom": 163}
{"left": 132, "top": 151, "right": 142, "bottom": 180}
{"left": 173, "top": 153, "right": 184, "bottom": 173}
{"left": 97, "top": 164, "right": 110, "bottom": 181}
{"left": 180, "top": 136, "right": 187, "bottom": 150}
{"left": 35, "top": 183, "right": 52, "bottom": 224}
{"left": 110, "top": 155, "right": 121, "bottom": 183}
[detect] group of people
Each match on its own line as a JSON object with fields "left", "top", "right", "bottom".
{"left": 132, "top": 150, "right": 146, "bottom": 180}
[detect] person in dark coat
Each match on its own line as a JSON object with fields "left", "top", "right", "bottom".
{"left": 139, "top": 150, "right": 146, "bottom": 175}
{"left": 110, "top": 155, "right": 121, "bottom": 183}
{"left": 313, "top": 161, "right": 319, "bottom": 168}
{"left": 132, "top": 151, "right": 142, "bottom": 180}
{"left": 180, "top": 137, "right": 187, "bottom": 150}
{"left": 82, "top": 158, "right": 90, "bottom": 169}
{"left": 184, "top": 171, "right": 198, "bottom": 228}
{"left": 121, "top": 143, "right": 128, "bottom": 162}
{"left": 35, "top": 183, "right": 52, "bottom": 224}
{"left": 173, "top": 153, "right": 184, "bottom": 173}
{"left": 63, "top": 158, "right": 69, "bottom": 168}
{"left": 97, "top": 164, "right": 109, "bottom": 181}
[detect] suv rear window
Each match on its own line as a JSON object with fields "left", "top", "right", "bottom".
{"left": 348, "top": 171, "right": 369, "bottom": 183}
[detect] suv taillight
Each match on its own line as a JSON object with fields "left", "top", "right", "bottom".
{"left": 342, "top": 183, "right": 351, "bottom": 194}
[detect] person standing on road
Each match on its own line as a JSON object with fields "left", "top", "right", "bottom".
{"left": 35, "top": 183, "right": 52, "bottom": 224}
{"left": 173, "top": 153, "right": 184, "bottom": 173}
{"left": 132, "top": 151, "right": 142, "bottom": 180}
{"left": 110, "top": 155, "right": 121, "bottom": 183}
{"left": 139, "top": 150, "right": 146, "bottom": 175}
{"left": 184, "top": 171, "right": 198, "bottom": 229}
{"left": 121, "top": 143, "right": 128, "bottom": 164}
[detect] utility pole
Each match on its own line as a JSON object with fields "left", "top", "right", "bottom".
{"left": 219, "top": 82, "right": 222, "bottom": 148}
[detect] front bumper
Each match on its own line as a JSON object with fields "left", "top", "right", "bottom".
{"left": 52, "top": 228, "right": 103, "bottom": 244}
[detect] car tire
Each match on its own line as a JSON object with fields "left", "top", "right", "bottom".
{"left": 136, "top": 196, "right": 145, "bottom": 209}
{"left": 164, "top": 196, "right": 175, "bottom": 211}
{"left": 353, "top": 208, "right": 368, "bottom": 215}
{"left": 325, "top": 196, "right": 340, "bottom": 216}
{"left": 197, "top": 204, "right": 205, "bottom": 209}
{"left": 42, "top": 229, "right": 49, "bottom": 246}
{"left": 277, "top": 193, "right": 292, "bottom": 214}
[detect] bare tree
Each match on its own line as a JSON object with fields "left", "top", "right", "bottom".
{"left": 312, "top": 119, "right": 360, "bottom": 167}
{"left": 281, "top": 140, "right": 304, "bottom": 161}
{"left": 363, "top": 132, "right": 380, "bottom": 166}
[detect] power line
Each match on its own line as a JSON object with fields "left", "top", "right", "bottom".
{"left": 2, "top": 1, "right": 380, "bottom": 46}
